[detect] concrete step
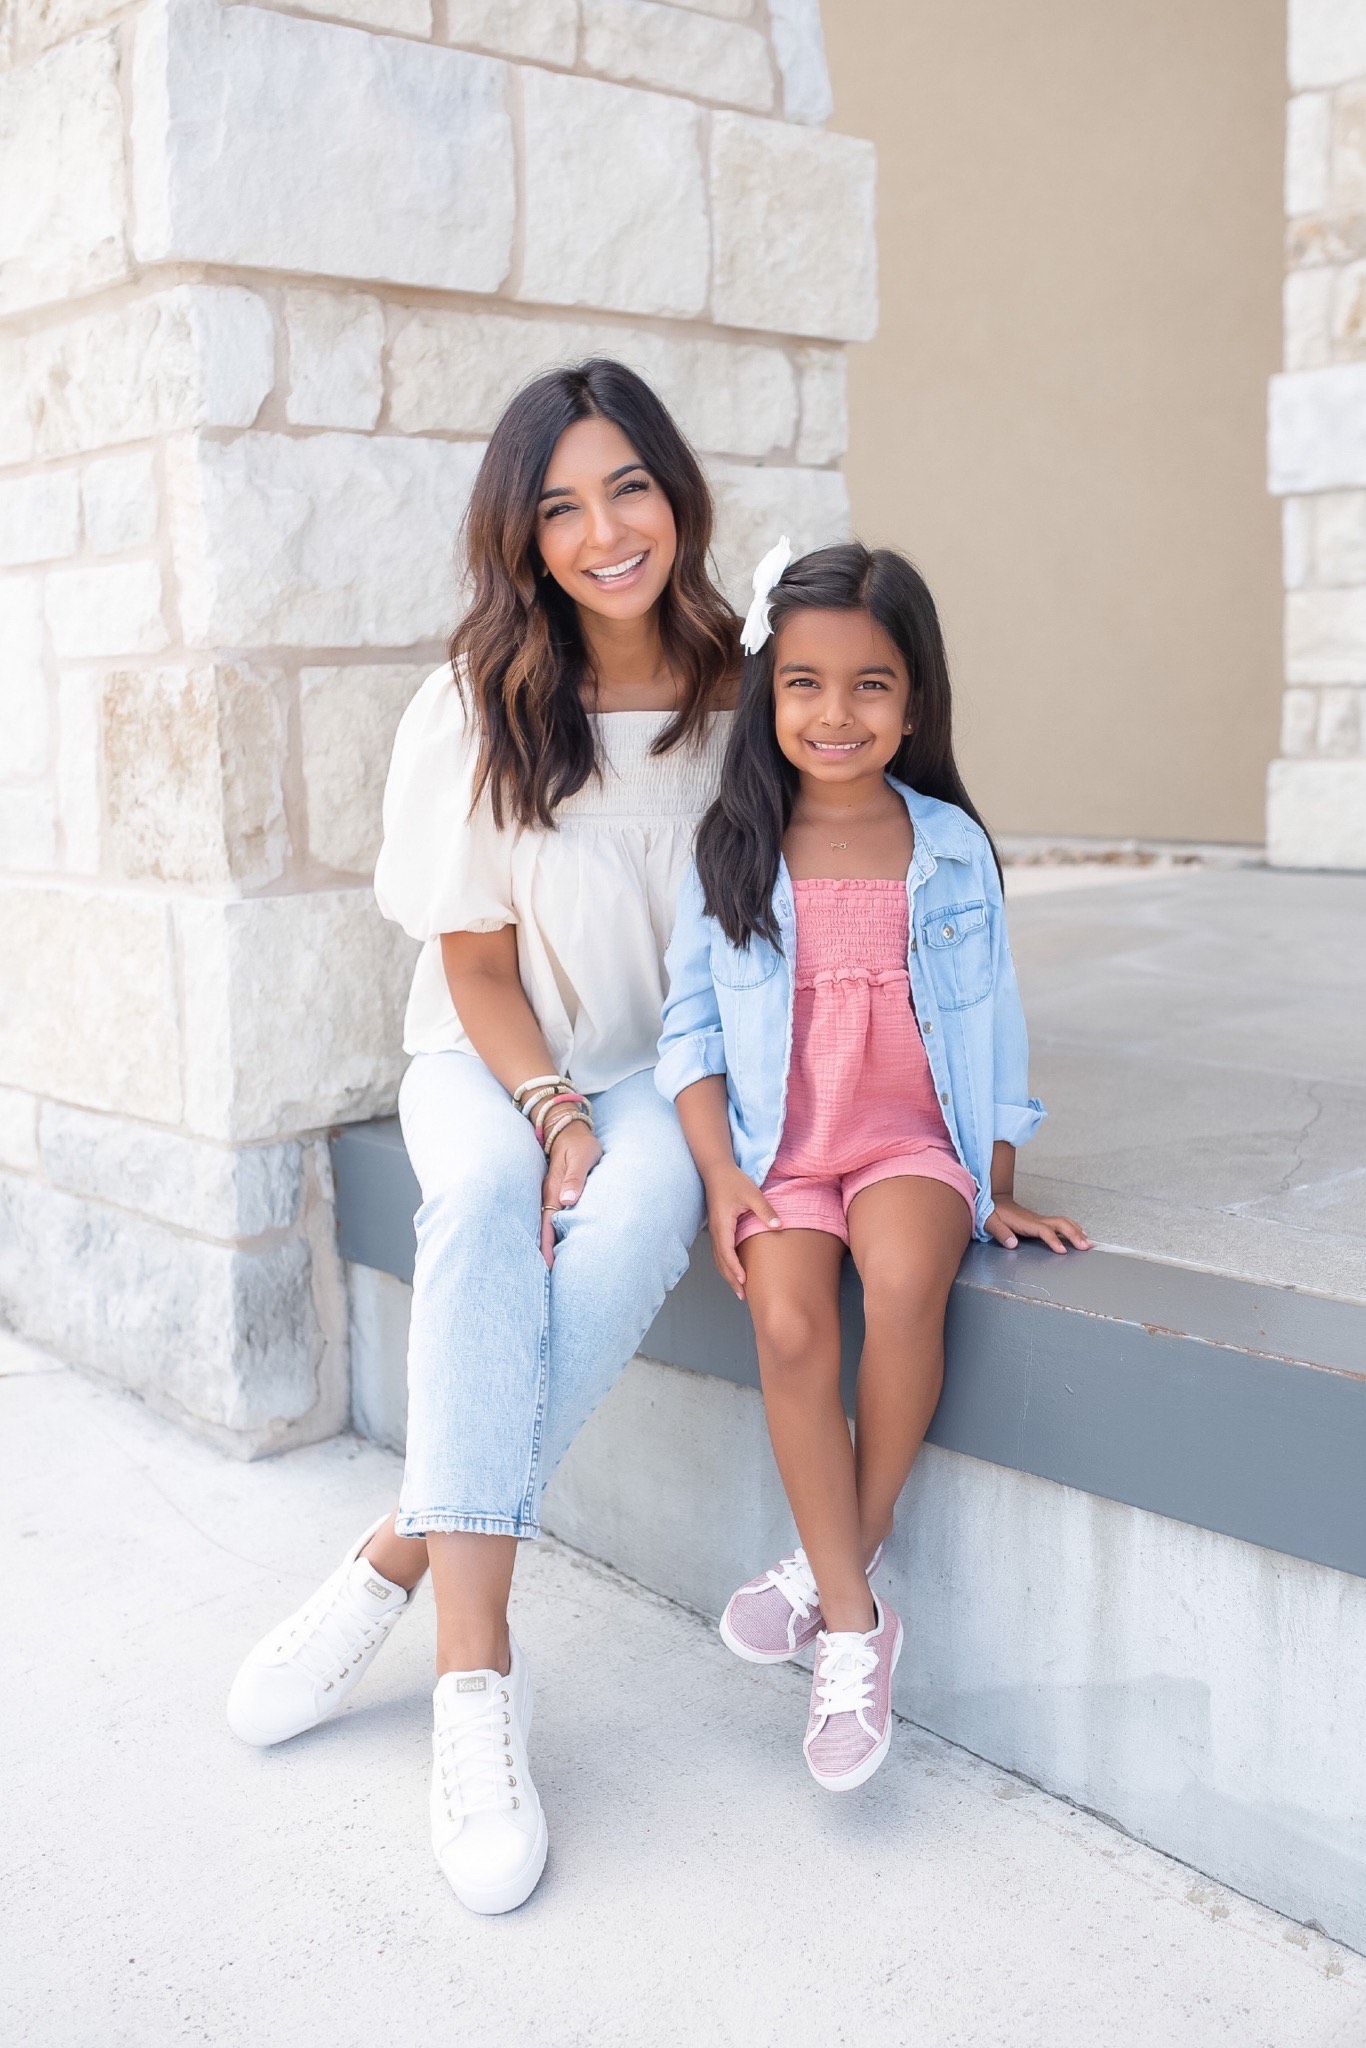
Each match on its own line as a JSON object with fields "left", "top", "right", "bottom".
{"left": 332, "top": 1113, "right": 1366, "bottom": 1580}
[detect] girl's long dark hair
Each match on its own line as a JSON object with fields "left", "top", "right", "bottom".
{"left": 451, "top": 358, "right": 737, "bottom": 830}
{"left": 695, "top": 543, "right": 999, "bottom": 947}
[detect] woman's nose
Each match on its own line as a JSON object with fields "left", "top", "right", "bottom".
{"left": 583, "top": 496, "right": 620, "bottom": 549}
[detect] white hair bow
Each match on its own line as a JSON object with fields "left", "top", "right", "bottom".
{"left": 739, "top": 535, "right": 793, "bottom": 655}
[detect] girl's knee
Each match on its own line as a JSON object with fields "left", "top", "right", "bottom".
{"left": 859, "top": 1261, "right": 948, "bottom": 1336}
{"left": 751, "top": 1295, "right": 838, "bottom": 1376}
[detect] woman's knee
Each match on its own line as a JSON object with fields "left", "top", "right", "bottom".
{"left": 415, "top": 1152, "right": 538, "bottom": 1241}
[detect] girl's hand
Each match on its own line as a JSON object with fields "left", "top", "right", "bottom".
{"left": 705, "top": 1165, "right": 782, "bottom": 1299}
{"left": 985, "top": 1197, "right": 1091, "bottom": 1255}
{"left": 540, "top": 1121, "right": 603, "bottom": 1265}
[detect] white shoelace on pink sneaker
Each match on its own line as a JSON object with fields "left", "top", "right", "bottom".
{"left": 764, "top": 1550, "right": 820, "bottom": 1619}
{"left": 814, "top": 1634, "right": 879, "bottom": 1732}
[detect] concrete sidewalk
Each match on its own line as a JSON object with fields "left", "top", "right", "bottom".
{"left": 5, "top": 1344, "right": 1363, "bottom": 2048}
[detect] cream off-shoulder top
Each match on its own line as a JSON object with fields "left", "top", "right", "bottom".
{"left": 374, "top": 666, "right": 734, "bottom": 1093}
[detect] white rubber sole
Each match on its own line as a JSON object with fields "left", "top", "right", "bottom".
{"left": 717, "top": 1605, "right": 812, "bottom": 1666}
{"left": 804, "top": 1618, "right": 904, "bottom": 1793}
{"left": 443, "top": 1811, "right": 549, "bottom": 1916}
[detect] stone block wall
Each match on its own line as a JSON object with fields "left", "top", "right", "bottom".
{"left": 1268, "top": 0, "right": 1366, "bottom": 867}
{"left": 0, "top": 0, "right": 875, "bottom": 1450}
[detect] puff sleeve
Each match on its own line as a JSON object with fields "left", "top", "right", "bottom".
{"left": 373, "top": 667, "right": 516, "bottom": 941}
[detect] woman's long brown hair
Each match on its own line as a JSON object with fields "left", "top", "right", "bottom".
{"left": 451, "top": 358, "right": 738, "bottom": 830}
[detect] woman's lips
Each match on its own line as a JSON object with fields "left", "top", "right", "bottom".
{"left": 584, "top": 549, "right": 648, "bottom": 589}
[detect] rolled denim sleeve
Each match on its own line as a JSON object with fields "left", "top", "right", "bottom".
{"left": 656, "top": 863, "right": 727, "bottom": 1103}
{"left": 989, "top": 885, "right": 1045, "bottom": 1146}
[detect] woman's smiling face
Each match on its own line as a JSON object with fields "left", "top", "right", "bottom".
{"left": 536, "top": 416, "right": 677, "bottom": 621}
{"left": 771, "top": 607, "right": 913, "bottom": 783}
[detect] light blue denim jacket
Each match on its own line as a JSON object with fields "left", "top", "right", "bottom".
{"left": 655, "top": 779, "right": 1044, "bottom": 1241}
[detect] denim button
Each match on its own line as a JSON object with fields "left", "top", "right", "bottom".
{"left": 924, "top": 1021, "right": 933, "bottom": 1034}
{"left": 942, "top": 923, "right": 955, "bottom": 940}
{"left": 940, "top": 1092, "right": 949, "bottom": 1105}
{"left": 908, "top": 937, "right": 917, "bottom": 953}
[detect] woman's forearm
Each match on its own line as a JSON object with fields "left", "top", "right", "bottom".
{"left": 441, "top": 929, "right": 558, "bottom": 1096}
{"left": 990, "top": 1140, "right": 1016, "bottom": 1201}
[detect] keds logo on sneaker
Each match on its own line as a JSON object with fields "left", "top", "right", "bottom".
{"left": 363, "top": 1578, "right": 392, "bottom": 1599}
{"left": 456, "top": 1676, "right": 487, "bottom": 1693}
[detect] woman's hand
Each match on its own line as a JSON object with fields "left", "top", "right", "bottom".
{"left": 540, "top": 1120, "right": 603, "bottom": 1265}
{"left": 985, "top": 1196, "right": 1091, "bottom": 1255}
{"left": 705, "top": 1164, "right": 782, "bottom": 1299}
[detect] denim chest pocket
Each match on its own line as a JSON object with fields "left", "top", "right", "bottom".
{"left": 919, "top": 899, "right": 991, "bottom": 1009}
{"left": 709, "top": 930, "right": 782, "bottom": 991}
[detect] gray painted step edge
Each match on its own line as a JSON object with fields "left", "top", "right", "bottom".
{"left": 331, "top": 1117, "right": 1366, "bottom": 1580}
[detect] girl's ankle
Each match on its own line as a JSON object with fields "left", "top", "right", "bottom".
{"left": 821, "top": 1592, "right": 877, "bottom": 1636}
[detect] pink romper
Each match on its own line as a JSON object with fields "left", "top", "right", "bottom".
{"left": 735, "top": 878, "right": 978, "bottom": 1247}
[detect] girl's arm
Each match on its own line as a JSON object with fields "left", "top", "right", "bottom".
{"left": 978, "top": 860, "right": 1089, "bottom": 1254}
{"left": 656, "top": 865, "right": 728, "bottom": 1102}
{"left": 674, "top": 1076, "right": 780, "bottom": 1299}
{"left": 983, "top": 1141, "right": 1090, "bottom": 1254}
{"left": 441, "top": 929, "right": 601, "bottom": 1262}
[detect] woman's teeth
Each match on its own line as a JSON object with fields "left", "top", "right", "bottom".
{"left": 809, "top": 739, "right": 865, "bottom": 752}
{"left": 586, "top": 552, "right": 645, "bottom": 583}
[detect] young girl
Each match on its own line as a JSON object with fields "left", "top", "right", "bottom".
{"left": 656, "top": 541, "right": 1089, "bottom": 1792}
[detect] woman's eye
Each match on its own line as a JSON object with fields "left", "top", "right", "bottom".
{"left": 615, "top": 478, "right": 648, "bottom": 498}
{"left": 855, "top": 678, "right": 889, "bottom": 691}
{"left": 542, "top": 502, "right": 574, "bottom": 519}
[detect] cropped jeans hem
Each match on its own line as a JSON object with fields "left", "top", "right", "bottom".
{"left": 396, "top": 1510, "right": 538, "bottom": 1541}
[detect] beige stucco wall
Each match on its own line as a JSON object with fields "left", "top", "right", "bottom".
{"left": 824, "top": 0, "right": 1286, "bottom": 844}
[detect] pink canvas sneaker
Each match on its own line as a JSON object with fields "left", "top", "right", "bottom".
{"left": 803, "top": 1593, "right": 903, "bottom": 1791}
{"left": 719, "top": 1544, "right": 883, "bottom": 1665}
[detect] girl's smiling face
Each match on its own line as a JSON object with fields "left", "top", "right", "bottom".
{"left": 771, "top": 607, "right": 913, "bottom": 783}
{"left": 535, "top": 415, "right": 677, "bottom": 621}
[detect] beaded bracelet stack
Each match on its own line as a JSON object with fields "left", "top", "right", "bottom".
{"left": 512, "top": 1073, "right": 593, "bottom": 1157}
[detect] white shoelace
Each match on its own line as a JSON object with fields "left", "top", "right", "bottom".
{"left": 434, "top": 1694, "right": 521, "bottom": 1819}
{"left": 275, "top": 1577, "right": 398, "bottom": 1692}
{"left": 814, "top": 1634, "right": 879, "bottom": 1722}
{"left": 765, "top": 1549, "right": 820, "bottom": 1619}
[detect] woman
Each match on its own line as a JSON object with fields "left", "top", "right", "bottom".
{"left": 226, "top": 360, "right": 738, "bottom": 1914}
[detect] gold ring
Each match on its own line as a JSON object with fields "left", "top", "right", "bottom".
{"left": 541, "top": 1205, "right": 556, "bottom": 1213}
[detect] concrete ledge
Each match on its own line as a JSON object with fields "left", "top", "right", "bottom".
{"left": 541, "top": 1353, "right": 1366, "bottom": 1958}
{"left": 332, "top": 1116, "right": 1366, "bottom": 1579}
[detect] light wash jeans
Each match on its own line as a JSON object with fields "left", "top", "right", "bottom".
{"left": 395, "top": 1050, "right": 705, "bottom": 1539}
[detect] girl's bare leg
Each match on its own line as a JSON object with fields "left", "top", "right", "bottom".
{"left": 364, "top": 1516, "right": 516, "bottom": 1676}
{"left": 364, "top": 1512, "right": 430, "bottom": 1593}
{"left": 740, "top": 1228, "right": 875, "bottom": 1634}
{"left": 845, "top": 1176, "right": 972, "bottom": 1558}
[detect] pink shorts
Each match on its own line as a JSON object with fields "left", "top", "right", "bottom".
{"left": 735, "top": 1146, "right": 976, "bottom": 1249}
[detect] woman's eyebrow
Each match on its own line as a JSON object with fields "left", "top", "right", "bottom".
{"left": 538, "top": 462, "right": 647, "bottom": 504}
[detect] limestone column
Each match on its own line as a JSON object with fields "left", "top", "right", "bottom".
{"left": 1268, "top": 0, "right": 1366, "bottom": 867}
{"left": 0, "top": 0, "right": 877, "bottom": 1449}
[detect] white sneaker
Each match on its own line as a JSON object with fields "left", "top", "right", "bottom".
{"left": 430, "top": 1633, "right": 548, "bottom": 1916}
{"left": 227, "top": 1518, "right": 411, "bottom": 1746}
